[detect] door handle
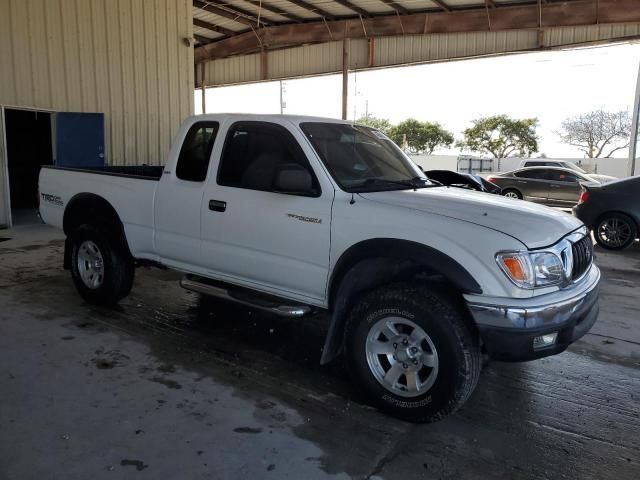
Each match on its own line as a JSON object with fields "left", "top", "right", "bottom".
{"left": 209, "top": 199, "right": 226, "bottom": 212}
{"left": 549, "top": 184, "right": 560, "bottom": 188}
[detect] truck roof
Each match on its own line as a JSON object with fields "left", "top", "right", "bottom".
{"left": 189, "top": 113, "right": 353, "bottom": 125}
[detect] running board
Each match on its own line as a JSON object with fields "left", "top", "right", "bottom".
{"left": 179, "top": 275, "right": 312, "bottom": 317}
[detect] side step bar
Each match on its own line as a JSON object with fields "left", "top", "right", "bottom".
{"left": 180, "top": 275, "right": 312, "bottom": 317}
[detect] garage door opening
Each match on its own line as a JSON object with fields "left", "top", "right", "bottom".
{"left": 4, "top": 108, "right": 54, "bottom": 226}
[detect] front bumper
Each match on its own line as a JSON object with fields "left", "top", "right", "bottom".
{"left": 466, "top": 265, "right": 600, "bottom": 361}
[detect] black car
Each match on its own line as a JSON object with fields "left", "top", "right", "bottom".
{"left": 573, "top": 176, "right": 640, "bottom": 250}
{"left": 425, "top": 170, "right": 502, "bottom": 194}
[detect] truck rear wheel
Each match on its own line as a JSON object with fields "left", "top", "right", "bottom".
{"left": 70, "top": 224, "right": 134, "bottom": 305}
{"left": 344, "top": 282, "right": 481, "bottom": 423}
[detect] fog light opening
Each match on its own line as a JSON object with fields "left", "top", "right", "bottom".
{"left": 533, "top": 332, "right": 558, "bottom": 350}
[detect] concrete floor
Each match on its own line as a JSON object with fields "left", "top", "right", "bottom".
{"left": 1, "top": 224, "right": 639, "bottom": 480}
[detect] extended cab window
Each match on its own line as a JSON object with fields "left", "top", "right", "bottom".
{"left": 217, "top": 122, "right": 320, "bottom": 196}
{"left": 176, "top": 122, "right": 219, "bottom": 182}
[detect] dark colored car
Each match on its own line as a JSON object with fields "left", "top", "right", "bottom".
{"left": 573, "top": 176, "right": 640, "bottom": 250}
{"left": 487, "top": 166, "right": 608, "bottom": 207}
{"left": 425, "top": 170, "right": 501, "bottom": 194}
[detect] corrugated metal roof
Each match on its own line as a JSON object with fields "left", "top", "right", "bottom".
{"left": 195, "top": 27, "right": 224, "bottom": 39}
{"left": 202, "top": 22, "right": 640, "bottom": 86}
{"left": 192, "top": 6, "right": 247, "bottom": 32}
{"left": 248, "top": 0, "right": 324, "bottom": 19}
{"left": 344, "top": 0, "right": 394, "bottom": 14}
{"left": 225, "top": 0, "right": 291, "bottom": 23}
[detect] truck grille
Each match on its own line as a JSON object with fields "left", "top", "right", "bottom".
{"left": 571, "top": 235, "right": 593, "bottom": 280}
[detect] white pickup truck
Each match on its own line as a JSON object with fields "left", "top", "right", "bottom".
{"left": 39, "top": 114, "right": 600, "bottom": 422}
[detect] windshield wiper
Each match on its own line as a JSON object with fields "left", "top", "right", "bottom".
{"left": 350, "top": 177, "right": 432, "bottom": 191}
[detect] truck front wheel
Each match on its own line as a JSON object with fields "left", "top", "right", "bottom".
{"left": 344, "top": 283, "right": 481, "bottom": 422}
{"left": 70, "top": 224, "right": 134, "bottom": 305}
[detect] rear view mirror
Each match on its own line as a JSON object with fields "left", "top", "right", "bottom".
{"left": 274, "top": 164, "right": 316, "bottom": 196}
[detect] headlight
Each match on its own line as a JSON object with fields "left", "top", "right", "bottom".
{"left": 496, "top": 251, "right": 566, "bottom": 288}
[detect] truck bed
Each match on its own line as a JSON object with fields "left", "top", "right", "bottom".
{"left": 39, "top": 164, "right": 161, "bottom": 258}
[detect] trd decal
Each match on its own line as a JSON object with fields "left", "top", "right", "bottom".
{"left": 40, "top": 193, "right": 64, "bottom": 206}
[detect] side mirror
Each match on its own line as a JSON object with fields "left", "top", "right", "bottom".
{"left": 274, "top": 164, "right": 316, "bottom": 195}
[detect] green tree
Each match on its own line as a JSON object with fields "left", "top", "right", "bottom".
{"left": 388, "top": 119, "right": 454, "bottom": 154}
{"left": 355, "top": 115, "right": 392, "bottom": 134}
{"left": 457, "top": 115, "right": 539, "bottom": 158}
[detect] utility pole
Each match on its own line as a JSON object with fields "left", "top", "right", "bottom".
{"left": 279, "top": 80, "right": 286, "bottom": 114}
{"left": 200, "top": 64, "right": 206, "bottom": 114}
{"left": 353, "top": 72, "right": 358, "bottom": 120}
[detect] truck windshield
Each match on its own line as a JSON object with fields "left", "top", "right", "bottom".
{"left": 300, "top": 122, "right": 432, "bottom": 192}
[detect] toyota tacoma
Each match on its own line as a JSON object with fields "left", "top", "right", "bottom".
{"left": 39, "top": 114, "right": 600, "bottom": 422}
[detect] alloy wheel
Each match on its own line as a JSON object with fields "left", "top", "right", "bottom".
{"left": 77, "top": 240, "right": 105, "bottom": 289}
{"left": 365, "top": 317, "right": 439, "bottom": 398}
{"left": 597, "top": 217, "right": 633, "bottom": 249}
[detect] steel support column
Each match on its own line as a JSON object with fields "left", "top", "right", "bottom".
{"left": 342, "top": 38, "right": 349, "bottom": 120}
{"left": 629, "top": 62, "right": 640, "bottom": 176}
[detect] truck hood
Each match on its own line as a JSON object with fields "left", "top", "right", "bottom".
{"left": 360, "top": 187, "right": 583, "bottom": 249}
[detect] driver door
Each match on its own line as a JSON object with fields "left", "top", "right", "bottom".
{"left": 200, "top": 121, "right": 334, "bottom": 304}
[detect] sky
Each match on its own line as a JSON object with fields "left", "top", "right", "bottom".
{"left": 195, "top": 42, "right": 640, "bottom": 159}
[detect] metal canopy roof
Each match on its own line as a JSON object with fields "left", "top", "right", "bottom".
{"left": 193, "top": 0, "right": 640, "bottom": 63}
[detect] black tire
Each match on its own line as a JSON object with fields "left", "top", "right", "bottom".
{"left": 594, "top": 213, "right": 637, "bottom": 251}
{"left": 502, "top": 188, "right": 522, "bottom": 200}
{"left": 344, "top": 282, "right": 481, "bottom": 423}
{"left": 70, "top": 224, "right": 134, "bottom": 305}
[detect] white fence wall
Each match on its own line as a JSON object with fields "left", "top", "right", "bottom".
{"left": 410, "top": 155, "right": 458, "bottom": 172}
{"left": 495, "top": 157, "right": 630, "bottom": 178}
{"left": 414, "top": 155, "right": 632, "bottom": 178}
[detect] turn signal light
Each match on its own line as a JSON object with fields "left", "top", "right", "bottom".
{"left": 487, "top": 176, "right": 497, "bottom": 184}
{"left": 578, "top": 190, "right": 589, "bottom": 204}
{"left": 501, "top": 256, "right": 529, "bottom": 282}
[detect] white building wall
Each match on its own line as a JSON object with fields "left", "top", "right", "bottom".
{"left": 0, "top": 0, "right": 194, "bottom": 227}
{"left": 0, "top": 0, "right": 194, "bottom": 166}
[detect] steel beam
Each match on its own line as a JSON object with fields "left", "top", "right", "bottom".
{"left": 193, "top": 0, "right": 269, "bottom": 28}
{"left": 282, "top": 0, "right": 335, "bottom": 19}
{"left": 331, "top": 0, "right": 370, "bottom": 17}
{"left": 195, "top": 0, "right": 640, "bottom": 62}
{"left": 194, "top": 34, "right": 213, "bottom": 44}
{"left": 193, "top": 18, "right": 236, "bottom": 37}
{"left": 377, "top": 0, "right": 409, "bottom": 15}
{"left": 342, "top": 38, "right": 349, "bottom": 120}
{"left": 431, "top": 0, "right": 451, "bottom": 12}
{"left": 242, "top": 0, "right": 304, "bottom": 23}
